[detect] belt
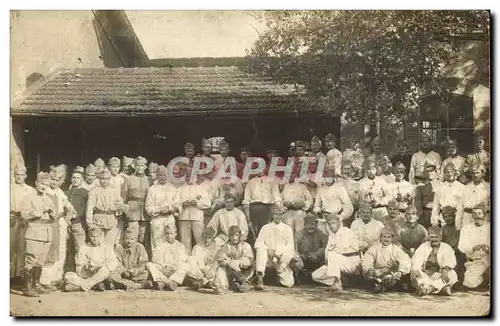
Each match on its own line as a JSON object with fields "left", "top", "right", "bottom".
{"left": 128, "top": 198, "right": 146, "bottom": 202}
{"left": 94, "top": 209, "right": 116, "bottom": 214}
{"left": 399, "top": 209, "right": 406, "bottom": 213}
{"left": 343, "top": 252, "right": 360, "bottom": 257}
{"left": 423, "top": 207, "right": 433, "bottom": 211}
{"left": 29, "top": 219, "right": 53, "bottom": 225}
{"left": 464, "top": 208, "right": 473, "bottom": 214}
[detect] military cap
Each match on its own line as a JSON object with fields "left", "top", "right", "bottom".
{"left": 149, "top": 162, "right": 158, "bottom": 170}
{"left": 99, "top": 169, "right": 112, "bottom": 179}
{"left": 394, "top": 161, "right": 406, "bottom": 171}
{"left": 441, "top": 206, "right": 457, "bottom": 215}
{"left": 428, "top": 226, "right": 442, "bottom": 236}
{"left": 202, "top": 227, "right": 216, "bottom": 238}
{"left": 36, "top": 171, "right": 51, "bottom": 183}
{"left": 271, "top": 204, "right": 284, "bottom": 215}
{"left": 341, "top": 159, "right": 353, "bottom": 167}
{"left": 85, "top": 164, "right": 97, "bottom": 173}
{"left": 475, "top": 135, "right": 485, "bottom": 141}
{"left": 108, "top": 157, "right": 120, "bottom": 166}
{"left": 304, "top": 213, "right": 318, "bottom": 225}
{"left": 325, "top": 133, "right": 336, "bottom": 142}
{"left": 295, "top": 140, "right": 307, "bottom": 148}
{"left": 134, "top": 156, "right": 147, "bottom": 165}
{"left": 380, "top": 226, "right": 395, "bottom": 237}
{"left": 424, "top": 161, "right": 437, "bottom": 171}
{"left": 470, "top": 162, "right": 486, "bottom": 173}
{"left": 50, "top": 165, "right": 66, "bottom": 178}
{"left": 240, "top": 147, "right": 251, "bottom": 154}
{"left": 164, "top": 223, "right": 177, "bottom": 232}
{"left": 74, "top": 166, "right": 85, "bottom": 174}
{"left": 228, "top": 225, "right": 242, "bottom": 236}
{"left": 94, "top": 158, "right": 105, "bottom": 166}
{"left": 420, "top": 132, "right": 432, "bottom": 140}
{"left": 219, "top": 140, "right": 229, "bottom": 148}
{"left": 371, "top": 136, "right": 381, "bottom": 145}
{"left": 224, "top": 192, "right": 237, "bottom": 200}
{"left": 201, "top": 138, "right": 211, "bottom": 147}
{"left": 184, "top": 142, "right": 195, "bottom": 150}
{"left": 156, "top": 165, "right": 168, "bottom": 174}
{"left": 473, "top": 202, "right": 488, "bottom": 213}
{"left": 124, "top": 227, "right": 138, "bottom": 237}
{"left": 324, "top": 213, "right": 340, "bottom": 223}
{"left": 88, "top": 226, "right": 102, "bottom": 236}
{"left": 387, "top": 199, "right": 398, "bottom": 208}
{"left": 405, "top": 205, "right": 417, "bottom": 213}
{"left": 14, "top": 164, "right": 27, "bottom": 173}
{"left": 122, "top": 156, "right": 134, "bottom": 165}
{"left": 415, "top": 171, "right": 428, "bottom": 181}
{"left": 443, "top": 139, "right": 458, "bottom": 147}
{"left": 359, "top": 201, "right": 373, "bottom": 211}
{"left": 311, "top": 136, "right": 322, "bottom": 146}
{"left": 443, "top": 162, "right": 457, "bottom": 171}
{"left": 49, "top": 165, "right": 56, "bottom": 172}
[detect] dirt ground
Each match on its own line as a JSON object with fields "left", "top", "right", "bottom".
{"left": 10, "top": 285, "right": 490, "bottom": 317}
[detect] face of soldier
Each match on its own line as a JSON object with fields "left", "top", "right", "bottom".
{"left": 14, "top": 171, "right": 27, "bottom": 184}
{"left": 359, "top": 208, "right": 372, "bottom": 223}
{"left": 311, "top": 142, "right": 321, "bottom": 153}
{"left": 89, "top": 233, "right": 100, "bottom": 246}
{"left": 272, "top": 211, "right": 283, "bottom": 224}
{"left": 109, "top": 164, "right": 120, "bottom": 176}
{"left": 428, "top": 233, "right": 442, "bottom": 247}
{"left": 380, "top": 233, "right": 393, "bottom": 246}
{"left": 220, "top": 146, "right": 230, "bottom": 158}
{"left": 35, "top": 180, "right": 50, "bottom": 193}
{"left": 352, "top": 140, "right": 360, "bottom": 150}
{"left": 157, "top": 171, "right": 168, "bottom": 185}
{"left": 85, "top": 172, "right": 96, "bottom": 184}
{"left": 427, "top": 169, "right": 437, "bottom": 181}
{"left": 405, "top": 209, "right": 419, "bottom": 224}
{"left": 50, "top": 175, "right": 62, "bottom": 189}
{"left": 380, "top": 160, "right": 390, "bottom": 173}
{"left": 295, "top": 146, "right": 306, "bottom": 157}
{"left": 341, "top": 165, "right": 353, "bottom": 178}
{"left": 397, "top": 143, "right": 407, "bottom": 155}
{"left": 123, "top": 162, "right": 133, "bottom": 174}
{"left": 472, "top": 169, "right": 484, "bottom": 183}
{"left": 71, "top": 173, "right": 83, "bottom": 187}
{"left": 476, "top": 139, "right": 484, "bottom": 151}
{"left": 266, "top": 152, "right": 275, "bottom": 161}
{"left": 149, "top": 169, "right": 157, "bottom": 180}
{"left": 444, "top": 168, "right": 456, "bottom": 182}
{"left": 420, "top": 137, "right": 431, "bottom": 150}
{"left": 95, "top": 164, "right": 104, "bottom": 174}
{"left": 366, "top": 165, "right": 377, "bottom": 178}
{"left": 165, "top": 228, "right": 177, "bottom": 244}
{"left": 135, "top": 163, "right": 147, "bottom": 175}
{"left": 472, "top": 209, "right": 486, "bottom": 226}
{"left": 124, "top": 233, "right": 136, "bottom": 248}
{"left": 305, "top": 220, "right": 317, "bottom": 233}
{"left": 240, "top": 151, "right": 249, "bottom": 162}
{"left": 326, "top": 218, "right": 340, "bottom": 233}
{"left": 442, "top": 212, "right": 455, "bottom": 225}
{"left": 185, "top": 148, "right": 195, "bottom": 158}
{"left": 395, "top": 169, "right": 405, "bottom": 181}
{"left": 325, "top": 140, "right": 335, "bottom": 150}
{"left": 202, "top": 144, "right": 212, "bottom": 156}
{"left": 203, "top": 235, "right": 214, "bottom": 247}
{"left": 447, "top": 145, "right": 457, "bottom": 157}
{"left": 372, "top": 143, "right": 381, "bottom": 154}
{"left": 225, "top": 198, "right": 235, "bottom": 211}
{"left": 229, "top": 232, "right": 241, "bottom": 245}
{"left": 387, "top": 206, "right": 399, "bottom": 219}
{"left": 99, "top": 175, "right": 111, "bottom": 188}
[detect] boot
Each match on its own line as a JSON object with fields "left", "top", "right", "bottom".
{"left": 254, "top": 272, "right": 264, "bottom": 291}
{"left": 22, "top": 269, "right": 39, "bottom": 297}
{"left": 32, "top": 267, "right": 51, "bottom": 294}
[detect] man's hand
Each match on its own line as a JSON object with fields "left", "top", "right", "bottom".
{"left": 218, "top": 258, "right": 228, "bottom": 267}
{"left": 267, "top": 249, "right": 276, "bottom": 258}
{"left": 283, "top": 201, "right": 292, "bottom": 208}
{"left": 374, "top": 269, "right": 384, "bottom": 278}
{"left": 393, "top": 271, "right": 402, "bottom": 281}
{"left": 367, "top": 268, "right": 376, "bottom": 277}
{"left": 293, "top": 201, "right": 305, "bottom": 210}
{"left": 441, "top": 269, "right": 450, "bottom": 283}
{"left": 412, "top": 270, "right": 421, "bottom": 278}
{"left": 239, "top": 261, "right": 249, "bottom": 269}
{"left": 473, "top": 244, "right": 484, "bottom": 252}
{"left": 122, "top": 270, "right": 131, "bottom": 278}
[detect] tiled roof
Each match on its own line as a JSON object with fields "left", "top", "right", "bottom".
{"left": 12, "top": 67, "right": 328, "bottom": 117}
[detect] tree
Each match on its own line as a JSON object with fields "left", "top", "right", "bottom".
{"left": 247, "top": 10, "right": 490, "bottom": 132}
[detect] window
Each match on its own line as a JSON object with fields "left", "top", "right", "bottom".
{"left": 420, "top": 121, "right": 441, "bottom": 145}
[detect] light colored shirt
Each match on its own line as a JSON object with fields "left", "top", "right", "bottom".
{"left": 216, "top": 241, "right": 254, "bottom": 269}
{"left": 409, "top": 150, "right": 442, "bottom": 184}
{"left": 343, "top": 148, "right": 365, "bottom": 172}
{"left": 350, "top": 218, "right": 385, "bottom": 251}
{"left": 440, "top": 156, "right": 466, "bottom": 182}
{"left": 464, "top": 150, "right": 490, "bottom": 173}
{"left": 326, "top": 148, "right": 343, "bottom": 175}
{"left": 21, "top": 192, "right": 55, "bottom": 242}
{"left": 86, "top": 185, "right": 123, "bottom": 227}
{"left": 75, "top": 243, "right": 118, "bottom": 276}
{"left": 212, "top": 181, "right": 244, "bottom": 206}
{"left": 282, "top": 182, "right": 313, "bottom": 211}
{"left": 411, "top": 241, "right": 456, "bottom": 272}
{"left": 151, "top": 240, "right": 189, "bottom": 268}
{"left": 191, "top": 242, "right": 219, "bottom": 269}
{"left": 325, "top": 226, "right": 360, "bottom": 255}
{"left": 458, "top": 222, "right": 490, "bottom": 259}
{"left": 109, "top": 174, "right": 125, "bottom": 198}
{"left": 461, "top": 181, "right": 490, "bottom": 227}
{"left": 242, "top": 176, "right": 282, "bottom": 207}
{"left": 384, "top": 180, "right": 415, "bottom": 211}
{"left": 207, "top": 208, "right": 248, "bottom": 242}
{"left": 11, "top": 183, "right": 36, "bottom": 212}
{"left": 357, "top": 176, "right": 389, "bottom": 206}
{"left": 361, "top": 243, "right": 411, "bottom": 274}
{"left": 313, "top": 183, "right": 353, "bottom": 221}
{"left": 254, "top": 222, "right": 294, "bottom": 252}
{"left": 431, "top": 181, "right": 465, "bottom": 228}
{"left": 178, "top": 184, "right": 211, "bottom": 222}
{"left": 145, "top": 182, "right": 180, "bottom": 218}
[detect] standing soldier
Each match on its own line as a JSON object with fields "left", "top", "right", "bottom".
{"left": 119, "top": 156, "right": 135, "bottom": 180}
{"left": 94, "top": 158, "right": 106, "bottom": 175}
{"left": 464, "top": 135, "right": 490, "bottom": 182}
{"left": 20, "top": 172, "right": 55, "bottom": 297}
{"left": 108, "top": 157, "right": 125, "bottom": 197}
{"left": 357, "top": 160, "right": 390, "bottom": 221}
{"left": 414, "top": 162, "right": 441, "bottom": 229}
{"left": 122, "top": 156, "right": 152, "bottom": 246}
{"left": 343, "top": 137, "right": 365, "bottom": 180}
{"left": 461, "top": 163, "right": 490, "bottom": 227}
{"left": 310, "top": 136, "right": 326, "bottom": 159}
{"left": 11, "top": 165, "right": 36, "bottom": 281}
{"left": 440, "top": 139, "right": 466, "bottom": 183}
{"left": 87, "top": 170, "right": 128, "bottom": 246}
{"left": 390, "top": 139, "right": 412, "bottom": 181}
{"left": 83, "top": 164, "right": 99, "bottom": 191}
{"left": 264, "top": 147, "right": 286, "bottom": 189}
{"left": 431, "top": 162, "right": 465, "bottom": 229}
{"left": 184, "top": 142, "right": 197, "bottom": 175}
{"left": 385, "top": 162, "right": 415, "bottom": 214}
{"left": 145, "top": 165, "right": 180, "bottom": 250}
{"left": 148, "top": 162, "right": 159, "bottom": 184}
{"left": 337, "top": 162, "right": 360, "bottom": 227}
{"left": 379, "top": 156, "right": 395, "bottom": 183}
{"left": 367, "top": 137, "right": 387, "bottom": 176}
{"left": 324, "top": 133, "right": 342, "bottom": 177}
{"left": 409, "top": 133, "right": 442, "bottom": 185}
{"left": 281, "top": 171, "right": 313, "bottom": 234}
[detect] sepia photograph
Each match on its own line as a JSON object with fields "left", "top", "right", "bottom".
{"left": 8, "top": 9, "right": 491, "bottom": 317}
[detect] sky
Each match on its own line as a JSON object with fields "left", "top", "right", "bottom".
{"left": 126, "top": 11, "right": 267, "bottom": 59}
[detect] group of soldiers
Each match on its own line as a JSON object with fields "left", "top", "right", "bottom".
{"left": 10, "top": 132, "right": 490, "bottom": 298}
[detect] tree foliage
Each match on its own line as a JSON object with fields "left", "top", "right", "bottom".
{"left": 247, "top": 10, "right": 490, "bottom": 128}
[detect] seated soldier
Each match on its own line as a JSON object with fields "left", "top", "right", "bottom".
{"left": 64, "top": 227, "right": 118, "bottom": 292}
{"left": 291, "top": 214, "right": 328, "bottom": 284}
{"left": 362, "top": 227, "right": 411, "bottom": 293}
{"left": 187, "top": 228, "right": 219, "bottom": 290}
{"left": 207, "top": 193, "right": 248, "bottom": 248}
{"left": 411, "top": 226, "right": 458, "bottom": 296}
{"left": 146, "top": 224, "right": 189, "bottom": 291}
{"left": 350, "top": 201, "right": 385, "bottom": 253}
{"left": 108, "top": 228, "right": 150, "bottom": 290}
{"left": 399, "top": 206, "right": 428, "bottom": 257}
{"left": 381, "top": 200, "right": 406, "bottom": 245}
{"left": 458, "top": 204, "right": 490, "bottom": 290}
{"left": 214, "top": 225, "right": 254, "bottom": 294}
{"left": 254, "top": 205, "right": 295, "bottom": 290}
{"left": 440, "top": 206, "right": 466, "bottom": 287}
{"left": 312, "top": 213, "right": 361, "bottom": 293}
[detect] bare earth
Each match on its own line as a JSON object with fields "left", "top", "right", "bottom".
{"left": 10, "top": 285, "right": 490, "bottom": 317}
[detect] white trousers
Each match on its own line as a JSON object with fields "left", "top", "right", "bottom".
{"left": 411, "top": 270, "right": 458, "bottom": 293}
{"left": 282, "top": 209, "right": 307, "bottom": 234}
{"left": 312, "top": 251, "right": 361, "bottom": 286}
{"left": 64, "top": 266, "right": 111, "bottom": 292}
{"left": 464, "top": 257, "right": 490, "bottom": 289}
{"left": 150, "top": 216, "right": 176, "bottom": 250}
{"left": 40, "top": 218, "right": 68, "bottom": 285}
{"left": 187, "top": 257, "right": 217, "bottom": 285}
{"left": 146, "top": 261, "right": 189, "bottom": 285}
{"left": 255, "top": 246, "right": 294, "bottom": 288}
